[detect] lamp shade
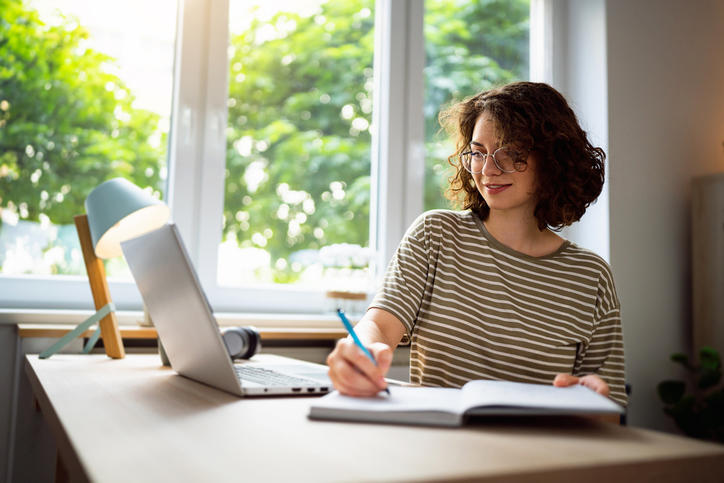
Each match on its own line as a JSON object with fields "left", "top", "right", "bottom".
{"left": 85, "top": 178, "right": 170, "bottom": 259}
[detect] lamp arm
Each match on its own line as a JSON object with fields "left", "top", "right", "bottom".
{"left": 74, "top": 214, "right": 126, "bottom": 358}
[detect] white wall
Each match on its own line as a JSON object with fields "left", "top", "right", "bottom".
{"left": 547, "top": 0, "right": 611, "bottom": 261}
{"left": 550, "top": 0, "right": 724, "bottom": 432}
{"left": 606, "top": 0, "right": 724, "bottom": 430}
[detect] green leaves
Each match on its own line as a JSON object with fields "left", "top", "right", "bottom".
{"left": 224, "top": 1, "right": 375, "bottom": 272}
{"left": 658, "top": 346, "right": 723, "bottom": 442}
{"left": 670, "top": 352, "right": 690, "bottom": 367}
{"left": 699, "top": 347, "right": 722, "bottom": 390}
{"left": 0, "top": 0, "right": 166, "bottom": 274}
{"left": 700, "top": 346, "right": 721, "bottom": 369}
{"left": 0, "top": 0, "right": 164, "bottom": 227}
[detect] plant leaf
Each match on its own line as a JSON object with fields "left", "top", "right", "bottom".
{"left": 699, "top": 347, "right": 721, "bottom": 370}
{"left": 658, "top": 380, "right": 686, "bottom": 404}
{"left": 670, "top": 352, "right": 689, "bottom": 367}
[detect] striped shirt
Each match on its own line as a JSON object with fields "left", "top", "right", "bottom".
{"left": 370, "top": 210, "right": 627, "bottom": 407}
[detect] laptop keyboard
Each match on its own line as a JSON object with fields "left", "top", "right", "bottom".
{"left": 233, "top": 365, "right": 321, "bottom": 387}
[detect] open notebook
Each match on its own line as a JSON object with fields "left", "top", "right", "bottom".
{"left": 309, "top": 380, "right": 624, "bottom": 426}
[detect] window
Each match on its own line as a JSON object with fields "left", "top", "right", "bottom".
{"left": 423, "top": 0, "right": 530, "bottom": 211}
{"left": 220, "top": 1, "right": 375, "bottom": 293}
{"left": 0, "top": 0, "right": 533, "bottom": 315}
{"left": 0, "top": 0, "right": 177, "bottom": 281}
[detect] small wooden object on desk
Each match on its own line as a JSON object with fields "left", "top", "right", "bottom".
{"left": 74, "top": 214, "right": 125, "bottom": 359}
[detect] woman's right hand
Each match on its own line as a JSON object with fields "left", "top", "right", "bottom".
{"left": 326, "top": 337, "right": 392, "bottom": 397}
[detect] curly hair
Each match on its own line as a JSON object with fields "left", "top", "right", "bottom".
{"left": 439, "top": 81, "right": 605, "bottom": 231}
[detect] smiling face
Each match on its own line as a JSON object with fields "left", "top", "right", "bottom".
{"left": 470, "top": 113, "right": 539, "bottom": 220}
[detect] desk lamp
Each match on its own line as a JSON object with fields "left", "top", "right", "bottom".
{"left": 40, "top": 178, "right": 170, "bottom": 359}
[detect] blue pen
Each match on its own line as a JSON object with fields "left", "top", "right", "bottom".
{"left": 336, "top": 308, "right": 390, "bottom": 395}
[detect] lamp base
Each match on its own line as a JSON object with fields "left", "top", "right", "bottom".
{"left": 39, "top": 304, "right": 115, "bottom": 358}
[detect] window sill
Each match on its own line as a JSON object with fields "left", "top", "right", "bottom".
{"left": 1, "top": 309, "right": 350, "bottom": 341}
{"left": 16, "top": 324, "right": 346, "bottom": 341}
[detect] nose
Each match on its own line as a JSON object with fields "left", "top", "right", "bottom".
{"left": 481, "top": 154, "right": 501, "bottom": 176}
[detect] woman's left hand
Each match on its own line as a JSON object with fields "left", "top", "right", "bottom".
{"left": 553, "top": 373, "right": 610, "bottom": 397}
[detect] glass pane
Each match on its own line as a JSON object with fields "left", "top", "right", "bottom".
{"left": 0, "top": 0, "right": 177, "bottom": 278}
{"left": 222, "top": 0, "right": 374, "bottom": 292}
{"left": 424, "top": 0, "right": 530, "bottom": 211}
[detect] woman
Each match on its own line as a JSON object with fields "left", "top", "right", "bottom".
{"left": 326, "top": 81, "right": 627, "bottom": 407}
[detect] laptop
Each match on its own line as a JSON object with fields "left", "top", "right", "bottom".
{"left": 121, "top": 223, "right": 333, "bottom": 397}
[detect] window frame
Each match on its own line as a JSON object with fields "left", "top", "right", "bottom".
{"left": 1, "top": 0, "right": 538, "bottom": 316}
{"left": 181, "top": 0, "right": 425, "bottom": 314}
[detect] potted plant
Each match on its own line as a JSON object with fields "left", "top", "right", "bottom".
{"left": 657, "top": 346, "right": 724, "bottom": 443}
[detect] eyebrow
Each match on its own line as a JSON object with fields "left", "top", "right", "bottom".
{"left": 470, "top": 141, "right": 496, "bottom": 150}
{"left": 471, "top": 140, "right": 509, "bottom": 150}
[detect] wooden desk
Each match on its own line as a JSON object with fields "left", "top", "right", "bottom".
{"left": 25, "top": 355, "right": 724, "bottom": 483}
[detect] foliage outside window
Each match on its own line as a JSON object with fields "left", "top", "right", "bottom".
{"left": 0, "top": 0, "right": 174, "bottom": 277}
{"left": 220, "top": 0, "right": 375, "bottom": 288}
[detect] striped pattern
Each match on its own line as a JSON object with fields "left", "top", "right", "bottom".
{"left": 371, "top": 210, "right": 627, "bottom": 407}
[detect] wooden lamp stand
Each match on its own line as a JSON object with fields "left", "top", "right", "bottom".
{"left": 74, "top": 214, "right": 125, "bottom": 359}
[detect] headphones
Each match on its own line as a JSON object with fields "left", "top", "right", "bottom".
{"left": 221, "top": 326, "right": 261, "bottom": 360}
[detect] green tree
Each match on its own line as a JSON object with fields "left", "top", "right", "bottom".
{"left": 224, "top": 1, "right": 375, "bottom": 282}
{"left": 0, "top": 0, "right": 165, "bottom": 272}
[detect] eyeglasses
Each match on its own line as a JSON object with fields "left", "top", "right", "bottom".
{"left": 451, "top": 146, "right": 531, "bottom": 174}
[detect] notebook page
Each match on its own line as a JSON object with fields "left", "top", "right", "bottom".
{"left": 460, "top": 380, "right": 623, "bottom": 413}
{"left": 314, "top": 386, "right": 464, "bottom": 414}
